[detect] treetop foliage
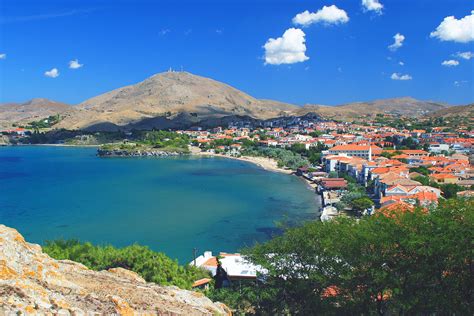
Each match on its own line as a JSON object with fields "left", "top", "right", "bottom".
{"left": 244, "top": 198, "right": 473, "bottom": 315}
{"left": 43, "top": 240, "right": 209, "bottom": 289}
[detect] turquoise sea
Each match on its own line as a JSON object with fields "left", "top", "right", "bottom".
{"left": 0, "top": 146, "right": 319, "bottom": 262}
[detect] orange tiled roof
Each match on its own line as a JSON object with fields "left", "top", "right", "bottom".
{"left": 203, "top": 257, "right": 218, "bottom": 267}
{"left": 381, "top": 191, "right": 438, "bottom": 204}
{"left": 379, "top": 201, "right": 415, "bottom": 213}
{"left": 330, "top": 145, "right": 373, "bottom": 151}
{"left": 192, "top": 278, "right": 212, "bottom": 288}
{"left": 430, "top": 173, "right": 458, "bottom": 179}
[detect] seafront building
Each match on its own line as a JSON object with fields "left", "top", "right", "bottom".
{"left": 191, "top": 251, "right": 264, "bottom": 288}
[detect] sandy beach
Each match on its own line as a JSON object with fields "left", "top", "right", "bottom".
{"left": 191, "top": 148, "right": 293, "bottom": 174}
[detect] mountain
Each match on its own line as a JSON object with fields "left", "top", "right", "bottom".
{"left": 0, "top": 224, "right": 230, "bottom": 315}
{"left": 426, "top": 103, "right": 474, "bottom": 118}
{"left": 0, "top": 98, "right": 73, "bottom": 126}
{"left": 57, "top": 71, "right": 297, "bottom": 130}
{"left": 1, "top": 74, "right": 459, "bottom": 131}
{"left": 295, "top": 97, "right": 451, "bottom": 120}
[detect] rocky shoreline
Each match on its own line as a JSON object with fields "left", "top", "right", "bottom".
{"left": 97, "top": 148, "right": 187, "bottom": 157}
{"left": 0, "top": 224, "right": 230, "bottom": 315}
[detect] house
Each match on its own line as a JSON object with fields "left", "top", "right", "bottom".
{"left": 458, "top": 179, "right": 474, "bottom": 188}
{"left": 319, "top": 178, "right": 348, "bottom": 191}
{"left": 429, "top": 143, "right": 450, "bottom": 153}
{"left": 385, "top": 149, "right": 430, "bottom": 158}
{"left": 1, "top": 128, "right": 29, "bottom": 136}
{"left": 381, "top": 191, "right": 439, "bottom": 207}
{"left": 192, "top": 278, "right": 212, "bottom": 290}
{"left": 191, "top": 251, "right": 263, "bottom": 283}
{"left": 328, "top": 145, "right": 382, "bottom": 161}
{"left": 429, "top": 173, "right": 459, "bottom": 184}
{"left": 374, "top": 172, "right": 421, "bottom": 198}
{"left": 378, "top": 200, "right": 416, "bottom": 215}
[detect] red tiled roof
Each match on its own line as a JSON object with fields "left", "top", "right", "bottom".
{"left": 330, "top": 144, "right": 381, "bottom": 151}
{"left": 203, "top": 257, "right": 218, "bottom": 267}
{"left": 192, "top": 278, "right": 212, "bottom": 288}
{"left": 430, "top": 174, "right": 458, "bottom": 180}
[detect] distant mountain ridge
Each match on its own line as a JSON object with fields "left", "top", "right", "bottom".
{"left": 426, "top": 103, "right": 473, "bottom": 118}
{"left": 295, "top": 97, "right": 452, "bottom": 120}
{"left": 0, "top": 98, "right": 73, "bottom": 127}
{"left": 0, "top": 72, "right": 466, "bottom": 130}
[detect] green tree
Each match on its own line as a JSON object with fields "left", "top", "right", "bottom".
{"left": 440, "top": 183, "right": 464, "bottom": 199}
{"left": 351, "top": 197, "right": 374, "bottom": 212}
{"left": 410, "top": 166, "right": 430, "bottom": 176}
{"left": 244, "top": 199, "right": 473, "bottom": 315}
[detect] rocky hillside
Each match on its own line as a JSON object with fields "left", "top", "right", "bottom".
{"left": 56, "top": 71, "right": 297, "bottom": 130}
{"left": 0, "top": 224, "right": 230, "bottom": 315}
{"left": 0, "top": 98, "right": 73, "bottom": 127}
{"left": 426, "top": 103, "right": 474, "bottom": 118}
{"left": 1, "top": 74, "right": 459, "bottom": 130}
{"left": 296, "top": 97, "right": 451, "bottom": 120}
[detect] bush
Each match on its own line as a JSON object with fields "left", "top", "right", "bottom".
{"left": 43, "top": 240, "right": 209, "bottom": 289}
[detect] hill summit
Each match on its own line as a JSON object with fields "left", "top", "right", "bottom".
{"left": 57, "top": 71, "right": 297, "bottom": 130}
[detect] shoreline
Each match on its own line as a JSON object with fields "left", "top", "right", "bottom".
{"left": 193, "top": 151, "right": 293, "bottom": 175}
{"left": 24, "top": 143, "right": 99, "bottom": 148}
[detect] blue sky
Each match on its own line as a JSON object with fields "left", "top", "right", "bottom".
{"left": 0, "top": 0, "right": 473, "bottom": 106}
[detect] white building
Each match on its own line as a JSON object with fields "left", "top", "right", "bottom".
{"left": 191, "top": 251, "right": 264, "bottom": 281}
{"left": 428, "top": 143, "right": 450, "bottom": 153}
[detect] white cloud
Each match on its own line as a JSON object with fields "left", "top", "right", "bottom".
{"left": 68, "top": 59, "right": 83, "bottom": 69}
{"left": 388, "top": 33, "right": 405, "bottom": 51}
{"left": 399, "top": 61, "right": 404, "bottom": 66}
{"left": 441, "top": 59, "right": 460, "bottom": 67}
{"left": 0, "top": 53, "right": 6, "bottom": 59}
{"left": 263, "top": 28, "right": 309, "bottom": 65}
{"left": 44, "top": 68, "right": 59, "bottom": 78}
{"left": 454, "top": 80, "right": 468, "bottom": 87}
{"left": 159, "top": 29, "right": 170, "bottom": 36}
{"left": 293, "top": 5, "right": 349, "bottom": 27}
{"left": 391, "top": 72, "right": 412, "bottom": 80}
{"left": 362, "top": 0, "right": 383, "bottom": 14}
{"left": 430, "top": 11, "right": 474, "bottom": 43}
{"left": 454, "top": 51, "right": 474, "bottom": 60}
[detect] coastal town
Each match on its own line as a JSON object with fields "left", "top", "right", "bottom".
{"left": 186, "top": 115, "right": 472, "bottom": 218}
{"left": 2, "top": 112, "right": 473, "bottom": 220}
{"left": 3, "top": 112, "right": 473, "bottom": 294}
{"left": 2, "top": 0, "right": 473, "bottom": 313}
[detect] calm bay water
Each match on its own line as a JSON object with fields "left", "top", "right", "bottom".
{"left": 0, "top": 146, "right": 319, "bottom": 262}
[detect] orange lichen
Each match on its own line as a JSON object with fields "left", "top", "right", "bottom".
{"left": 111, "top": 296, "right": 135, "bottom": 316}
{"left": 13, "top": 233, "right": 26, "bottom": 244}
{"left": 25, "top": 305, "right": 36, "bottom": 314}
{"left": 50, "top": 298, "right": 70, "bottom": 309}
{"left": 0, "top": 260, "right": 18, "bottom": 279}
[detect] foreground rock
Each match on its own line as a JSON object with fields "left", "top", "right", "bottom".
{"left": 0, "top": 225, "right": 230, "bottom": 315}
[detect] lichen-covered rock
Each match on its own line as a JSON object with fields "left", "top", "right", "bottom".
{"left": 0, "top": 225, "right": 231, "bottom": 315}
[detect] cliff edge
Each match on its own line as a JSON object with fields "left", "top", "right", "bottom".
{"left": 0, "top": 224, "right": 230, "bottom": 315}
